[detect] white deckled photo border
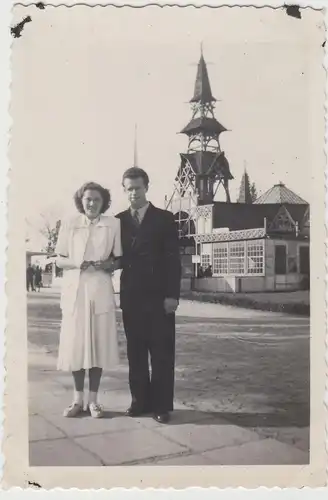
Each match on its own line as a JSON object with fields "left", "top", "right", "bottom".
{"left": 1, "top": 0, "right": 327, "bottom": 491}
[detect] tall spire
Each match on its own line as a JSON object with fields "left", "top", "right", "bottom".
{"left": 175, "top": 46, "right": 233, "bottom": 205}
{"left": 190, "top": 44, "right": 216, "bottom": 104}
{"left": 180, "top": 47, "right": 227, "bottom": 153}
{"left": 237, "top": 165, "right": 252, "bottom": 204}
{"left": 133, "top": 123, "right": 138, "bottom": 167}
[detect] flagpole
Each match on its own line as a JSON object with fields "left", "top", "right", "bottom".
{"left": 133, "top": 123, "right": 138, "bottom": 167}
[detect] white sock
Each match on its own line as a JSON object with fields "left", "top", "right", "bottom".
{"left": 88, "top": 391, "right": 98, "bottom": 405}
{"left": 73, "top": 390, "right": 84, "bottom": 405}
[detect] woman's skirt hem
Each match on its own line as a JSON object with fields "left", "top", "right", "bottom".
{"left": 56, "top": 361, "right": 120, "bottom": 372}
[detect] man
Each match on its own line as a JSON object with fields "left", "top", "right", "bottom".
{"left": 26, "top": 263, "right": 35, "bottom": 292}
{"left": 115, "top": 167, "right": 181, "bottom": 424}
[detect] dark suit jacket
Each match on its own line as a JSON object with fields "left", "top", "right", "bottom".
{"left": 116, "top": 203, "right": 181, "bottom": 311}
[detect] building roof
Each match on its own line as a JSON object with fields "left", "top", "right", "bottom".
{"left": 195, "top": 227, "right": 266, "bottom": 243}
{"left": 212, "top": 202, "right": 308, "bottom": 231}
{"left": 180, "top": 117, "right": 227, "bottom": 136}
{"left": 190, "top": 52, "right": 216, "bottom": 104}
{"left": 177, "top": 151, "right": 233, "bottom": 180}
{"left": 254, "top": 183, "right": 308, "bottom": 205}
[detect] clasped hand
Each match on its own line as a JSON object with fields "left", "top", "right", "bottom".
{"left": 164, "top": 297, "right": 179, "bottom": 314}
{"left": 80, "top": 258, "right": 115, "bottom": 272}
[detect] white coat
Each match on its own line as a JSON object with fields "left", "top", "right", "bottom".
{"left": 55, "top": 214, "right": 122, "bottom": 371}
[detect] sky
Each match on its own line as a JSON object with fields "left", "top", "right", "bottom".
{"left": 11, "top": 5, "right": 324, "bottom": 249}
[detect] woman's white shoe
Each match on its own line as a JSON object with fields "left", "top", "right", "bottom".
{"left": 63, "top": 403, "right": 84, "bottom": 418}
{"left": 88, "top": 402, "right": 104, "bottom": 418}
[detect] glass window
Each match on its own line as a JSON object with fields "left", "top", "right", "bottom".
{"left": 201, "top": 239, "right": 265, "bottom": 276}
{"left": 200, "top": 243, "right": 212, "bottom": 273}
{"left": 247, "top": 240, "right": 264, "bottom": 274}
{"left": 229, "top": 242, "right": 245, "bottom": 274}
{"left": 213, "top": 243, "right": 228, "bottom": 275}
{"left": 201, "top": 254, "right": 211, "bottom": 269}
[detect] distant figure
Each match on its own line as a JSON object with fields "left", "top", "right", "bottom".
{"left": 197, "top": 264, "right": 204, "bottom": 278}
{"left": 26, "top": 264, "right": 35, "bottom": 292}
{"left": 204, "top": 265, "right": 213, "bottom": 278}
{"left": 35, "top": 266, "right": 42, "bottom": 292}
{"left": 55, "top": 263, "right": 63, "bottom": 278}
{"left": 32, "top": 264, "right": 37, "bottom": 290}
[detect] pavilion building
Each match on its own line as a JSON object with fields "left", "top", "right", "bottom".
{"left": 194, "top": 183, "right": 309, "bottom": 293}
{"left": 165, "top": 48, "right": 310, "bottom": 293}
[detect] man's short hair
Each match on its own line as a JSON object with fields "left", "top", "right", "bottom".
{"left": 122, "top": 167, "right": 149, "bottom": 187}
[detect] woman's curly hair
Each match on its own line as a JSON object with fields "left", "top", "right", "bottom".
{"left": 73, "top": 182, "right": 111, "bottom": 214}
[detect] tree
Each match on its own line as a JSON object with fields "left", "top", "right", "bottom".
{"left": 25, "top": 206, "right": 63, "bottom": 253}
{"left": 237, "top": 168, "right": 258, "bottom": 204}
{"left": 250, "top": 182, "right": 258, "bottom": 203}
{"left": 41, "top": 219, "right": 61, "bottom": 254}
{"left": 41, "top": 219, "right": 62, "bottom": 276}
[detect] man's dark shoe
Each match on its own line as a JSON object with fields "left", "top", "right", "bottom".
{"left": 125, "top": 406, "right": 152, "bottom": 417}
{"left": 152, "top": 412, "right": 170, "bottom": 424}
{"left": 125, "top": 406, "right": 143, "bottom": 417}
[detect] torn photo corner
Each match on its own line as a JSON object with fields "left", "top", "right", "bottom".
{"left": 4, "top": 3, "right": 326, "bottom": 489}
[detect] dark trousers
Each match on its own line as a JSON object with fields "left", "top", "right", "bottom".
{"left": 26, "top": 277, "right": 34, "bottom": 291}
{"left": 122, "top": 306, "right": 175, "bottom": 413}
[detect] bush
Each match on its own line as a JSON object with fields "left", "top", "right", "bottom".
{"left": 181, "top": 291, "right": 310, "bottom": 316}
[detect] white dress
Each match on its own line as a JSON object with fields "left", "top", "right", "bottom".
{"left": 55, "top": 214, "right": 122, "bottom": 371}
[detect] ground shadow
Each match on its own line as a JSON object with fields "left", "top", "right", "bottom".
{"left": 75, "top": 408, "right": 309, "bottom": 428}
{"left": 164, "top": 407, "right": 309, "bottom": 428}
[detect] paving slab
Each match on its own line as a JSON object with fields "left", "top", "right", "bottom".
{"left": 254, "top": 426, "right": 310, "bottom": 452}
{"left": 101, "top": 376, "right": 129, "bottom": 392}
{"left": 51, "top": 373, "right": 128, "bottom": 392}
{"left": 29, "top": 438, "right": 102, "bottom": 466}
{"left": 29, "top": 414, "right": 65, "bottom": 442}
{"left": 202, "top": 438, "right": 309, "bottom": 465}
{"left": 154, "top": 421, "right": 260, "bottom": 453}
{"left": 29, "top": 392, "right": 71, "bottom": 414}
{"left": 28, "top": 378, "right": 65, "bottom": 399}
{"left": 42, "top": 412, "right": 144, "bottom": 438}
{"left": 137, "top": 408, "right": 215, "bottom": 430}
{"left": 151, "top": 453, "right": 215, "bottom": 466}
{"left": 75, "top": 428, "right": 188, "bottom": 465}
{"left": 97, "top": 390, "right": 131, "bottom": 411}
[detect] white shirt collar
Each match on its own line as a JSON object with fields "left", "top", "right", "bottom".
{"left": 84, "top": 215, "right": 99, "bottom": 226}
{"left": 78, "top": 214, "right": 110, "bottom": 227}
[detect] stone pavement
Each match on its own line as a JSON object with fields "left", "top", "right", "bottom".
{"left": 28, "top": 289, "right": 310, "bottom": 466}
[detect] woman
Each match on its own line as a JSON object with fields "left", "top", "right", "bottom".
{"left": 55, "top": 182, "right": 121, "bottom": 418}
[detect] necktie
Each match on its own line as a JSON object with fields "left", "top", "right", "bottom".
{"left": 133, "top": 209, "right": 140, "bottom": 226}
